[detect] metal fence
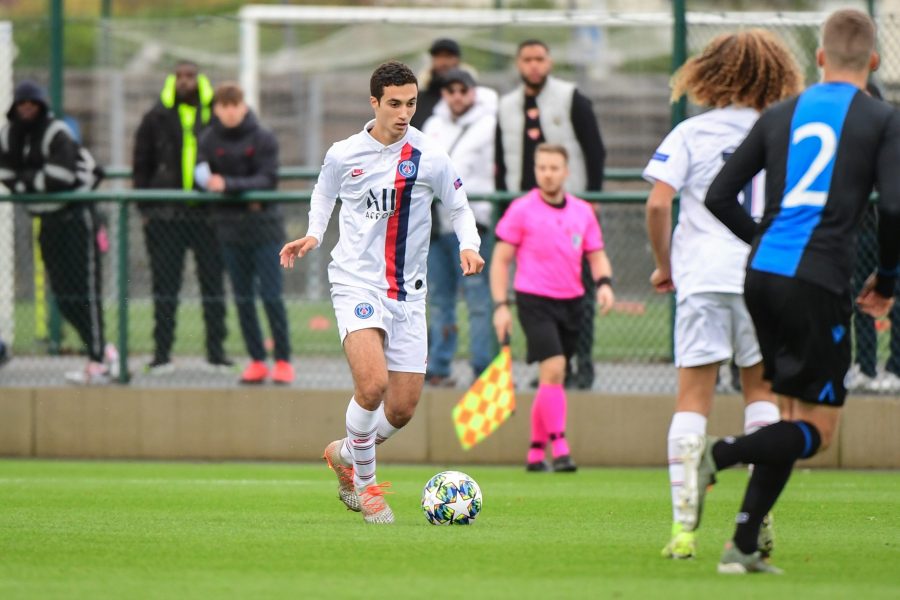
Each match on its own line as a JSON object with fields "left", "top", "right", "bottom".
{"left": 3, "top": 3, "right": 898, "bottom": 392}
{"left": 3, "top": 182, "right": 893, "bottom": 393}
{"left": 1, "top": 183, "right": 688, "bottom": 392}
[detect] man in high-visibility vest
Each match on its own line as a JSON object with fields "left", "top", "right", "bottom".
{"left": 133, "top": 60, "right": 230, "bottom": 375}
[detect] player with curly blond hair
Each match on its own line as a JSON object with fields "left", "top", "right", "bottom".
{"left": 696, "top": 8, "right": 900, "bottom": 574}
{"left": 643, "top": 29, "right": 803, "bottom": 561}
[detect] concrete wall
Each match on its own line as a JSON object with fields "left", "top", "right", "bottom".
{"left": 1, "top": 388, "right": 897, "bottom": 468}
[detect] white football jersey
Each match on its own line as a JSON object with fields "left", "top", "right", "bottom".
{"left": 306, "top": 120, "right": 480, "bottom": 301}
{"left": 643, "top": 106, "right": 765, "bottom": 298}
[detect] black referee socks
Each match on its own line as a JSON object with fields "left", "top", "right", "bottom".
{"left": 712, "top": 420, "right": 822, "bottom": 470}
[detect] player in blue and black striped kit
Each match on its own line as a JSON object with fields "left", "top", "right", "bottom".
{"left": 679, "top": 8, "right": 900, "bottom": 574}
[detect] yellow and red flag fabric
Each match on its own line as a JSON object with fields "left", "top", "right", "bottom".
{"left": 452, "top": 345, "right": 515, "bottom": 450}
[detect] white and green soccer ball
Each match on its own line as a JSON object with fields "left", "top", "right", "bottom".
{"left": 421, "top": 470, "right": 482, "bottom": 525}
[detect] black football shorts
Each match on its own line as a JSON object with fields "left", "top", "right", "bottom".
{"left": 744, "top": 270, "right": 851, "bottom": 406}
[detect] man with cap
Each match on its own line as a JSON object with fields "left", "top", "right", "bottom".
{"left": 411, "top": 38, "right": 463, "bottom": 130}
{"left": 0, "top": 81, "right": 112, "bottom": 384}
{"left": 422, "top": 68, "right": 497, "bottom": 385}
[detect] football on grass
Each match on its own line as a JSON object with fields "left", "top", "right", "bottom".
{"left": 422, "top": 470, "right": 482, "bottom": 525}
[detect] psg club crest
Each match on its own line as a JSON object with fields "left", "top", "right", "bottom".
{"left": 354, "top": 302, "right": 374, "bottom": 319}
{"left": 398, "top": 160, "right": 417, "bottom": 178}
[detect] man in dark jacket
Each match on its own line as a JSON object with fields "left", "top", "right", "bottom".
{"left": 0, "top": 81, "right": 112, "bottom": 384}
{"left": 410, "top": 38, "right": 462, "bottom": 130}
{"left": 496, "top": 40, "right": 608, "bottom": 390}
{"left": 195, "top": 82, "right": 292, "bottom": 384}
{"left": 133, "top": 60, "right": 230, "bottom": 374}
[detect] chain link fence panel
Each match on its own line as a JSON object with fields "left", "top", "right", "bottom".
{"left": 1, "top": 6, "right": 896, "bottom": 393}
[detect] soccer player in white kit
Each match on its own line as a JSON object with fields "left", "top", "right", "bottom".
{"left": 643, "top": 31, "right": 802, "bottom": 558}
{"left": 280, "top": 61, "right": 484, "bottom": 524}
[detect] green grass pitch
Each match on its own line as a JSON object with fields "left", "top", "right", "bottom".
{"left": 1, "top": 460, "right": 898, "bottom": 599}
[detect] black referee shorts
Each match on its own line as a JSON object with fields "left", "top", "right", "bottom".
{"left": 515, "top": 291, "right": 582, "bottom": 364}
{"left": 744, "top": 270, "right": 851, "bottom": 407}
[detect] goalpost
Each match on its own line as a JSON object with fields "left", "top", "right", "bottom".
{"left": 236, "top": 5, "right": 836, "bottom": 116}
{"left": 236, "top": 5, "right": 678, "bottom": 113}
{"left": 0, "top": 21, "right": 13, "bottom": 346}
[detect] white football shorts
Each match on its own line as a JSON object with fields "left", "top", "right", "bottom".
{"left": 331, "top": 283, "right": 428, "bottom": 373}
{"left": 674, "top": 291, "right": 762, "bottom": 369}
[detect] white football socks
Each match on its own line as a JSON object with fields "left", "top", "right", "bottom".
{"left": 340, "top": 402, "right": 400, "bottom": 464}
{"left": 744, "top": 400, "right": 780, "bottom": 435}
{"left": 666, "top": 402, "right": 779, "bottom": 524}
{"left": 668, "top": 411, "right": 708, "bottom": 523}
{"left": 744, "top": 400, "right": 781, "bottom": 476}
{"left": 375, "top": 403, "right": 400, "bottom": 444}
{"left": 346, "top": 397, "right": 378, "bottom": 491}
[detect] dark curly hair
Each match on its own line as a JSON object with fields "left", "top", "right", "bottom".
{"left": 370, "top": 61, "right": 418, "bottom": 101}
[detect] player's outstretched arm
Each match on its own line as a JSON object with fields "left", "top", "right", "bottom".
{"left": 460, "top": 249, "right": 485, "bottom": 276}
{"left": 279, "top": 236, "right": 318, "bottom": 269}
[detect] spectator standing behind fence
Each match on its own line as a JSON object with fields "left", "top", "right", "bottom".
{"left": 848, "top": 205, "right": 900, "bottom": 393}
{"left": 421, "top": 69, "right": 496, "bottom": 386}
{"left": 496, "top": 39, "right": 607, "bottom": 390}
{"left": 410, "top": 38, "right": 465, "bottom": 131}
{"left": 846, "top": 81, "right": 900, "bottom": 394}
{"left": 0, "top": 81, "right": 113, "bottom": 384}
{"left": 133, "top": 61, "right": 231, "bottom": 375}
{"left": 194, "top": 83, "right": 293, "bottom": 385}
{"left": 491, "top": 144, "right": 614, "bottom": 473}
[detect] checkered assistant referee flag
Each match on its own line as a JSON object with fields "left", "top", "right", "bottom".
{"left": 453, "top": 344, "right": 516, "bottom": 450}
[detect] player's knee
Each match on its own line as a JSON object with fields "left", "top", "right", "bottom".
{"left": 356, "top": 378, "right": 388, "bottom": 405}
{"left": 794, "top": 420, "right": 826, "bottom": 459}
{"left": 539, "top": 356, "right": 566, "bottom": 385}
{"left": 816, "top": 426, "right": 835, "bottom": 452}
{"left": 384, "top": 404, "right": 415, "bottom": 428}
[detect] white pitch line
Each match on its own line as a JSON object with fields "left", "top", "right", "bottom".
{"left": 0, "top": 478, "right": 318, "bottom": 486}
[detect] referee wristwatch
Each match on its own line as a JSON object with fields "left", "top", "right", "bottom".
{"left": 595, "top": 276, "right": 613, "bottom": 289}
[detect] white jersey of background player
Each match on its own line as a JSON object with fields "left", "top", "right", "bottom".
{"left": 280, "top": 61, "right": 484, "bottom": 524}
{"left": 642, "top": 30, "right": 803, "bottom": 559}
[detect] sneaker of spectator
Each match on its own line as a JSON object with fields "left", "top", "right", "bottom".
{"left": 104, "top": 343, "right": 120, "bottom": 380}
{"left": 65, "top": 361, "right": 111, "bottom": 385}
{"left": 145, "top": 360, "right": 175, "bottom": 376}
{"left": 271, "top": 360, "right": 295, "bottom": 385}
{"left": 240, "top": 360, "right": 268, "bottom": 384}
{"left": 870, "top": 370, "right": 900, "bottom": 394}
{"left": 203, "top": 357, "right": 236, "bottom": 374}
{"left": 846, "top": 363, "right": 876, "bottom": 392}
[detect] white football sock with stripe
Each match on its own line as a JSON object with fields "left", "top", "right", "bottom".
{"left": 346, "top": 397, "right": 379, "bottom": 491}
{"left": 375, "top": 403, "right": 399, "bottom": 445}
{"left": 668, "top": 411, "right": 707, "bottom": 523}
{"left": 340, "top": 403, "right": 399, "bottom": 465}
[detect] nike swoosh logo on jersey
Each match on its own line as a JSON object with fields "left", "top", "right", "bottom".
{"left": 351, "top": 168, "right": 365, "bottom": 177}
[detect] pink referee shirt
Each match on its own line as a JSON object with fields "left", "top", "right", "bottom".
{"left": 495, "top": 188, "right": 604, "bottom": 300}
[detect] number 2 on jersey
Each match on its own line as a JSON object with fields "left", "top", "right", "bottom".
{"left": 782, "top": 122, "right": 837, "bottom": 209}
